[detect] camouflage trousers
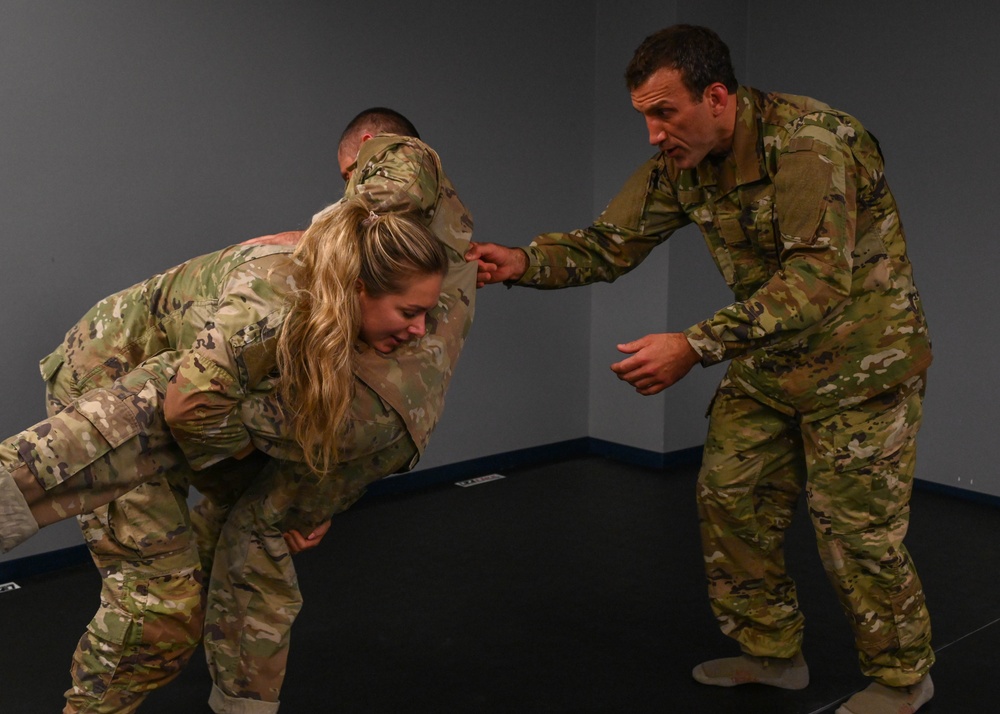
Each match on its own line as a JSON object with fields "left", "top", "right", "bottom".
{"left": 199, "top": 434, "right": 416, "bottom": 714}
{"left": 63, "top": 487, "right": 206, "bottom": 714}
{"left": 43, "top": 357, "right": 206, "bottom": 714}
{"left": 697, "top": 374, "right": 933, "bottom": 687}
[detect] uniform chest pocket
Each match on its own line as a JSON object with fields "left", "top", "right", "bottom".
{"left": 679, "top": 189, "right": 737, "bottom": 289}
{"left": 735, "top": 185, "right": 780, "bottom": 262}
{"left": 716, "top": 188, "right": 781, "bottom": 296}
{"left": 230, "top": 317, "right": 281, "bottom": 390}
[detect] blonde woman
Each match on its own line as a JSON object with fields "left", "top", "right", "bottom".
{"left": 0, "top": 194, "right": 448, "bottom": 708}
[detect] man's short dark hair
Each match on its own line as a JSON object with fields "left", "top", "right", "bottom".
{"left": 625, "top": 25, "right": 738, "bottom": 98}
{"left": 339, "top": 107, "right": 420, "bottom": 147}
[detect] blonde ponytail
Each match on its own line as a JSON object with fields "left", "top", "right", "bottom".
{"left": 276, "top": 195, "right": 448, "bottom": 475}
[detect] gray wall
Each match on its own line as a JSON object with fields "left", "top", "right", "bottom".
{"left": 2, "top": 0, "right": 996, "bottom": 561}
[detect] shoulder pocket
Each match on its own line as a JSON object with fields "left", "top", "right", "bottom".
{"left": 774, "top": 138, "right": 839, "bottom": 245}
{"left": 39, "top": 346, "right": 65, "bottom": 382}
{"left": 598, "top": 159, "right": 660, "bottom": 232}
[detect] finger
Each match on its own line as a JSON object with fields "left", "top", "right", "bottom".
{"left": 610, "top": 355, "right": 642, "bottom": 376}
{"left": 637, "top": 382, "right": 667, "bottom": 396}
{"left": 616, "top": 337, "right": 647, "bottom": 354}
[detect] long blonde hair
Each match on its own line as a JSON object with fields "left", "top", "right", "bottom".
{"left": 276, "top": 195, "right": 448, "bottom": 475}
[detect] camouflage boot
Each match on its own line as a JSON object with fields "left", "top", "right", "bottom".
{"left": 0, "top": 464, "right": 39, "bottom": 553}
{"left": 692, "top": 651, "right": 809, "bottom": 690}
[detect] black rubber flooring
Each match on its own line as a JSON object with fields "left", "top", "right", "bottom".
{"left": 1, "top": 455, "right": 996, "bottom": 713}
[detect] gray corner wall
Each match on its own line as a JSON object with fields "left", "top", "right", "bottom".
{"left": 2, "top": 1, "right": 996, "bottom": 562}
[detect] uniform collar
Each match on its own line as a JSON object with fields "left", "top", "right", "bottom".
{"left": 692, "top": 86, "right": 766, "bottom": 193}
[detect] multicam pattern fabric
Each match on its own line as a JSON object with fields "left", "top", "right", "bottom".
{"left": 348, "top": 134, "right": 476, "bottom": 455}
{"left": 698, "top": 375, "right": 933, "bottom": 685}
{"left": 518, "top": 87, "right": 931, "bottom": 422}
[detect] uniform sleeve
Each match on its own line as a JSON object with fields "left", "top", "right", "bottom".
{"left": 516, "top": 156, "right": 690, "bottom": 288}
{"left": 348, "top": 136, "right": 474, "bottom": 261}
{"left": 349, "top": 137, "right": 441, "bottom": 218}
{"left": 164, "top": 259, "right": 289, "bottom": 470}
{"left": 684, "top": 125, "right": 856, "bottom": 364}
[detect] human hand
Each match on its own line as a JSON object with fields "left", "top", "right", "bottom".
{"left": 464, "top": 242, "right": 528, "bottom": 287}
{"left": 233, "top": 443, "right": 256, "bottom": 460}
{"left": 240, "top": 231, "right": 304, "bottom": 247}
{"left": 283, "top": 519, "right": 332, "bottom": 554}
{"left": 610, "top": 333, "right": 700, "bottom": 396}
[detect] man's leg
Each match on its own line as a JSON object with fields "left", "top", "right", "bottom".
{"left": 62, "top": 480, "right": 205, "bottom": 714}
{"left": 804, "top": 383, "right": 933, "bottom": 712}
{"left": 203, "top": 462, "right": 305, "bottom": 714}
{"left": 693, "top": 381, "right": 810, "bottom": 689}
{"left": 35, "top": 355, "right": 204, "bottom": 712}
{"left": 0, "top": 373, "right": 183, "bottom": 552}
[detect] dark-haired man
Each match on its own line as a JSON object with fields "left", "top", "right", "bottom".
{"left": 467, "top": 25, "right": 933, "bottom": 714}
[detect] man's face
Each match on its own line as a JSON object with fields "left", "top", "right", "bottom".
{"left": 358, "top": 272, "right": 443, "bottom": 354}
{"left": 630, "top": 67, "right": 727, "bottom": 169}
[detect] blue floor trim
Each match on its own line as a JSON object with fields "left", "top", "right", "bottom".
{"left": 587, "top": 439, "right": 703, "bottom": 470}
{"left": 3, "top": 437, "right": 995, "bottom": 581}
{"left": 914, "top": 477, "right": 1000, "bottom": 507}
{"left": 366, "top": 437, "right": 591, "bottom": 496}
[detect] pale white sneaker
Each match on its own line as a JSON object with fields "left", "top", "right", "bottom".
{"left": 835, "top": 674, "right": 934, "bottom": 714}
{"left": 692, "top": 651, "right": 809, "bottom": 690}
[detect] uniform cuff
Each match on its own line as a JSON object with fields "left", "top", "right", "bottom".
{"left": 209, "top": 684, "right": 280, "bottom": 714}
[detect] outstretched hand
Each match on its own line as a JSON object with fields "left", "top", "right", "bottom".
{"left": 283, "top": 519, "right": 332, "bottom": 554}
{"left": 465, "top": 242, "right": 528, "bottom": 287}
{"left": 610, "top": 333, "right": 700, "bottom": 396}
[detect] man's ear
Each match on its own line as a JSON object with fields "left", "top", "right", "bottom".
{"left": 705, "top": 82, "right": 730, "bottom": 117}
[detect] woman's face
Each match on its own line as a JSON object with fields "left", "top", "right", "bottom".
{"left": 358, "top": 272, "right": 444, "bottom": 354}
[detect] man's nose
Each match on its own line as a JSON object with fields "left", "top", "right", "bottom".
{"left": 646, "top": 119, "right": 666, "bottom": 146}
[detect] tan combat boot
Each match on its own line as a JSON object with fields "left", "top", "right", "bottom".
{"left": 692, "top": 651, "right": 809, "bottom": 690}
{"left": 836, "top": 674, "right": 933, "bottom": 714}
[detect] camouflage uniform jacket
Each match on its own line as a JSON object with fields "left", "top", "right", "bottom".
{"left": 517, "top": 86, "right": 931, "bottom": 421}
{"left": 345, "top": 134, "right": 476, "bottom": 459}
{"left": 42, "top": 244, "right": 297, "bottom": 471}
{"left": 42, "top": 135, "right": 475, "bottom": 478}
